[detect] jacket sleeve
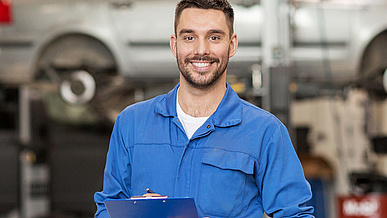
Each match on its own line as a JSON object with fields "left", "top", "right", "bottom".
{"left": 94, "top": 113, "right": 132, "bottom": 218}
{"left": 256, "top": 124, "right": 314, "bottom": 217}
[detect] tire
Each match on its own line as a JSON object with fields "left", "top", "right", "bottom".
{"left": 36, "top": 34, "right": 133, "bottom": 124}
{"left": 360, "top": 31, "right": 387, "bottom": 99}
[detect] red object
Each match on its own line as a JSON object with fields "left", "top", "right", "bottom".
{"left": 0, "top": 0, "right": 12, "bottom": 24}
{"left": 338, "top": 195, "right": 387, "bottom": 218}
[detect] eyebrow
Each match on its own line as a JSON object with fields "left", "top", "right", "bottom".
{"left": 178, "top": 29, "right": 226, "bottom": 36}
{"left": 208, "top": 29, "right": 226, "bottom": 35}
{"left": 179, "top": 29, "right": 194, "bottom": 35}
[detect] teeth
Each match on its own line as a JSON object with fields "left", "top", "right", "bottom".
{"left": 192, "top": 62, "right": 210, "bottom": 68}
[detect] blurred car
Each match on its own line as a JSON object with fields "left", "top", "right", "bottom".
{"left": 0, "top": 0, "right": 387, "bottom": 109}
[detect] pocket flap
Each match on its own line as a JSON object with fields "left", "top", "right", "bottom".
{"left": 201, "top": 148, "right": 255, "bottom": 174}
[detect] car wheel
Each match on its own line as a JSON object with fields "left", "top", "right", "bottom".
{"left": 36, "top": 34, "right": 133, "bottom": 124}
{"left": 59, "top": 70, "right": 96, "bottom": 105}
{"left": 360, "top": 32, "right": 387, "bottom": 99}
{"left": 383, "top": 68, "right": 387, "bottom": 94}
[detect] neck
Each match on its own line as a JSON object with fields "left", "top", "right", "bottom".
{"left": 178, "top": 79, "right": 226, "bottom": 117}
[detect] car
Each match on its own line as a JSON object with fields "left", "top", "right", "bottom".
{"left": 1, "top": 0, "right": 387, "bottom": 118}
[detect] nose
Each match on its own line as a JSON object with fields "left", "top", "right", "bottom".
{"left": 194, "top": 38, "right": 210, "bottom": 56}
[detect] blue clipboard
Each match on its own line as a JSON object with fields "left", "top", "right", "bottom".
{"left": 104, "top": 197, "right": 199, "bottom": 218}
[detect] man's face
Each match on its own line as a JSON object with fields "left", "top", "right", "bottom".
{"left": 170, "top": 8, "right": 238, "bottom": 89}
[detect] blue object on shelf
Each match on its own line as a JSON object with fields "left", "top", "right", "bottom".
{"left": 307, "top": 178, "right": 330, "bottom": 218}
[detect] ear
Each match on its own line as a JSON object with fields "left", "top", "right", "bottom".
{"left": 228, "top": 33, "right": 238, "bottom": 58}
{"left": 170, "top": 34, "right": 177, "bottom": 58}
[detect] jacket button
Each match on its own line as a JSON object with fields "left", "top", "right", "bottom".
{"left": 207, "top": 125, "right": 211, "bottom": 128}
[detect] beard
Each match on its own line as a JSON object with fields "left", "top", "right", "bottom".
{"left": 176, "top": 50, "right": 229, "bottom": 90}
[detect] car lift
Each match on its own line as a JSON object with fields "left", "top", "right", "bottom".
{"left": 19, "top": 85, "right": 50, "bottom": 218}
{"left": 258, "top": 0, "right": 292, "bottom": 127}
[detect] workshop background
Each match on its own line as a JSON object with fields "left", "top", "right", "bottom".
{"left": 1, "top": 0, "right": 387, "bottom": 217}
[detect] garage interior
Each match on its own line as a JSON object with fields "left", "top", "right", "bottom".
{"left": 1, "top": 0, "right": 387, "bottom": 217}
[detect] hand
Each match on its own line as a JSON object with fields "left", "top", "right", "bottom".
{"left": 142, "top": 193, "right": 161, "bottom": 197}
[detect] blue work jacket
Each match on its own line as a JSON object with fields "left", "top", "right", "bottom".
{"left": 94, "top": 84, "right": 314, "bottom": 217}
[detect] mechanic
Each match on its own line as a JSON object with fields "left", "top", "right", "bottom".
{"left": 94, "top": 0, "right": 314, "bottom": 217}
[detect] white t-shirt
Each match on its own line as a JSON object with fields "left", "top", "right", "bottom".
{"left": 176, "top": 97, "right": 210, "bottom": 139}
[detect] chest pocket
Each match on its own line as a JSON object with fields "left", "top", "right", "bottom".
{"left": 198, "top": 148, "right": 255, "bottom": 217}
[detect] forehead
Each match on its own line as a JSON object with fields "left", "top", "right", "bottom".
{"left": 177, "top": 8, "right": 228, "bottom": 33}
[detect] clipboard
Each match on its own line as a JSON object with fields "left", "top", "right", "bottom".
{"left": 104, "top": 197, "right": 199, "bottom": 218}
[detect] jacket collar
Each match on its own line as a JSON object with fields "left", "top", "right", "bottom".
{"left": 155, "top": 83, "right": 242, "bottom": 127}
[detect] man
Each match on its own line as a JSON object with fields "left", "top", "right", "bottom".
{"left": 94, "top": 0, "right": 314, "bottom": 217}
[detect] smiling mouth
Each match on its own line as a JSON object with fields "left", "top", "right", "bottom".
{"left": 186, "top": 56, "right": 218, "bottom": 71}
{"left": 191, "top": 62, "right": 212, "bottom": 68}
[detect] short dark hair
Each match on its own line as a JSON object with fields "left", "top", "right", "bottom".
{"left": 174, "top": 0, "right": 234, "bottom": 35}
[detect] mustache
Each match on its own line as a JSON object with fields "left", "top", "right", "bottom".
{"left": 185, "top": 55, "right": 219, "bottom": 63}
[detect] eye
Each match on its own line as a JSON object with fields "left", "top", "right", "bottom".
{"left": 184, "top": 36, "right": 195, "bottom": 41}
{"left": 209, "top": 36, "right": 220, "bottom": 41}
